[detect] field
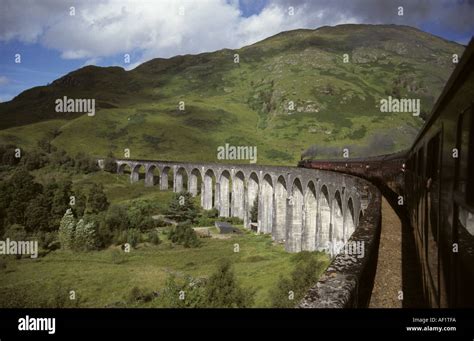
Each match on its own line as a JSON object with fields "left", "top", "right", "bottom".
{"left": 0, "top": 170, "right": 330, "bottom": 308}
{"left": 0, "top": 228, "right": 329, "bottom": 308}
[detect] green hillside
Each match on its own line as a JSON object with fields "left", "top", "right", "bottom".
{"left": 0, "top": 24, "right": 464, "bottom": 165}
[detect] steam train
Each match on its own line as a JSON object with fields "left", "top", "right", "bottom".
{"left": 299, "top": 39, "right": 474, "bottom": 308}
{"left": 404, "top": 38, "right": 474, "bottom": 308}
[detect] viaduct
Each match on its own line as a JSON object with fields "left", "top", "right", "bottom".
{"left": 96, "top": 158, "right": 384, "bottom": 307}
{"left": 112, "top": 159, "right": 372, "bottom": 255}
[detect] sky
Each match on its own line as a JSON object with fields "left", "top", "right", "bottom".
{"left": 0, "top": 0, "right": 473, "bottom": 102}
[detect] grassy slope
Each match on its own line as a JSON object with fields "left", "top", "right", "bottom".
{"left": 0, "top": 170, "right": 329, "bottom": 307}
{"left": 0, "top": 231, "right": 331, "bottom": 307}
{"left": 0, "top": 24, "right": 464, "bottom": 165}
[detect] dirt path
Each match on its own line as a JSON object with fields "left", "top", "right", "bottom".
{"left": 369, "top": 196, "right": 403, "bottom": 308}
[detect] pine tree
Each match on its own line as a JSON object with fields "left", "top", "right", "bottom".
{"left": 166, "top": 191, "right": 198, "bottom": 223}
{"left": 58, "top": 209, "right": 76, "bottom": 250}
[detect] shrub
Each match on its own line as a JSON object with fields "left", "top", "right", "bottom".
{"left": 169, "top": 222, "right": 200, "bottom": 248}
{"left": 127, "top": 228, "right": 141, "bottom": 248}
{"left": 87, "top": 183, "right": 109, "bottom": 214}
{"left": 203, "top": 259, "right": 255, "bottom": 308}
{"left": 147, "top": 229, "right": 161, "bottom": 245}
{"left": 270, "top": 252, "right": 328, "bottom": 308}
{"left": 158, "top": 275, "right": 206, "bottom": 308}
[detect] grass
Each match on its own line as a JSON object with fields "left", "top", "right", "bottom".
{"left": 0, "top": 169, "right": 330, "bottom": 308}
{"left": 0, "top": 229, "right": 330, "bottom": 308}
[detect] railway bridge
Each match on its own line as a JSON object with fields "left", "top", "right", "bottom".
{"left": 111, "top": 159, "right": 374, "bottom": 255}
{"left": 96, "top": 158, "right": 384, "bottom": 308}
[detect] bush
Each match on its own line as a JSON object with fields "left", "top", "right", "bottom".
{"left": 112, "top": 230, "right": 128, "bottom": 245}
{"left": 103, "top": 153, "right": 117, "bottom": 173}
{"left": 203, "top": 259, "right": 255, "bottom": 308}
{"left": 169, "top": 222, "right": 200, "bottom": 248}
{"left": 87, "top": 183, "right": 109, "bottom": 214}
{"left": 34, "top": 231, "right": 59, "bottom": 251}
{"left": 158, "top": 275, "right": 206, "bottom": 308}
{"left": 147, "top": 229, "right": 161, "bottom": 245}
{"left": 270, "top": 252, "right": 328, "bottom": 308}
{"left": 126, "top": 228, "right": 141, "bottom": 248}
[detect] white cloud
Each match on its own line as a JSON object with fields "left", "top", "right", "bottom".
{"left": 0, "top": 0, "right": 472, "bottom": 68}
{"left": 0, "top": 76, "right": 9, "bottom": 86}
{"left": 0, "top": 0, "right": 315, "bottom": 66}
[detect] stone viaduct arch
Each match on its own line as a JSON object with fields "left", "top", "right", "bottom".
{"left": 114, "top": 159, "right": 366, "bottom": 255}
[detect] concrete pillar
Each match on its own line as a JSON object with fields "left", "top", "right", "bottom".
{"left": 231, "top": 174, "right": 245, "bottom": 220}
{"left": 218, "top": 172, "right": 230, "bottom": 217}
{"left": 303, "top": 186, "right": 317, "bottom": 251}
{"left": 189, "top": 173, "right": 198, "bottom": 196}
{"left": 160, "top": 171, "right": 168, "bottom": 190}
{"left": 317, "top": 187, "right": 331, "bottom": 253}
{"left": 247, "top": 174, "right": 259, "bottom": 228}
{"left": 332, "top": 193, "right": 344, "bottom": 256}
{"left": 145, "top": 167, "right": 155, "bottom": 187}
{"left": 344, "top": 199, "right": 355, "bottom": 242}
{"left": 175, "top": 172, "right": 183, "bottom": 193}
{"left": 130, "top": 165, "right": 140, "bottom": 183}
{"left": 286, "top": 180, "right": 303, "bottom": 252}
{"left": 261, "top": 176, "right": 274, "bottom": 234}
{"left": 243, "top": 183, "right": 249, "bottom": 228}
{"left": 202, "top": 171, "right": 213, "bottom": 210}
{"left": 273, "top": 177, "right": 287, "bottom": 242}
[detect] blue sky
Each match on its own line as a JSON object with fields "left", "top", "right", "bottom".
{"left": 0, "top": 0, "right": 473, "bottom": 102}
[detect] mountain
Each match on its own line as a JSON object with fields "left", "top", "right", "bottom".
{"left": 0, "top": 24, "right": 464, "bottom": 164}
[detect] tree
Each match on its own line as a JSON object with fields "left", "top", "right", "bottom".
{"left": 20, "top": 149, "right": 47, "bottom": 171}
{"left": 58, "top": 209, "right": 76, "bottom": 250}
{"left": 203, "top": 259, "right": 255, "bottom": 308}
{"left": 166, "top": 191, "right": 198, "bottom": 223}
{"left": 73, "top": 219, "right": 96, "bottom": 251}
{"left": 71, "top": 191, "right": 87, "bottom": 218}
{"left": 103, "top": 152, "right": 117, "bottom": 173}
{"left": 270, "top": 252, "right": 326, "bottom": 307}
{"left": 250, "top": 196, "right": 258, "bottom": 223}
{"left": 24, "top": 194, "right": 51, "bottom": 232}
{"left": 5, "top": 168, "right": 42, "bottom": 226}
{"left": 50, "top": 180, "right": 73, "bottom": 227}
{"left": 87, "top": 183, "right": 109, "bottom": 214}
